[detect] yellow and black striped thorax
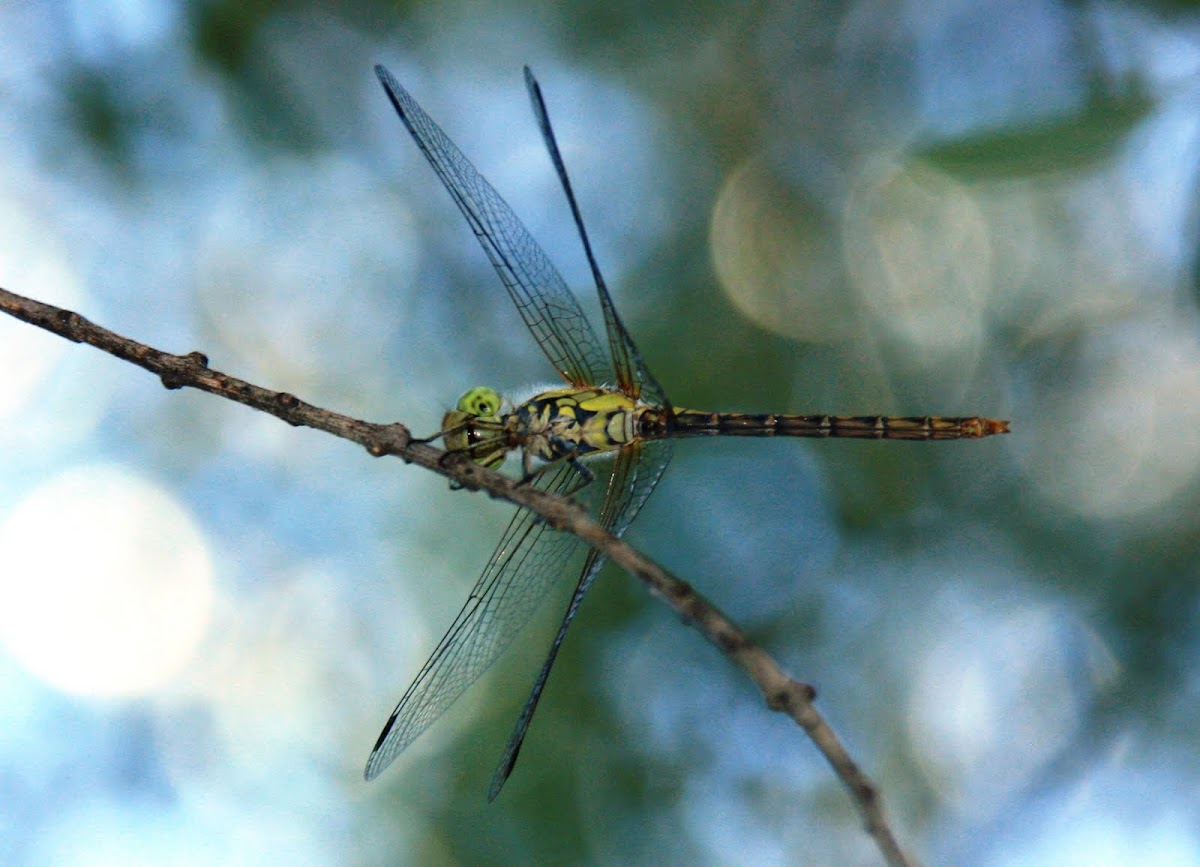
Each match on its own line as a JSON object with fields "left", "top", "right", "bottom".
{"left": 509, "top": 386, "right": 642, "bottom": 462}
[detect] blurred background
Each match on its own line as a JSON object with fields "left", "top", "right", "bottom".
{"left": 1, "top": 1, "right": 1198, "bottom": 864}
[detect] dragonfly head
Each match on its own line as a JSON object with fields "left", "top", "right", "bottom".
{"left": 442, "top": 386, "right": 507, "bottom": 469}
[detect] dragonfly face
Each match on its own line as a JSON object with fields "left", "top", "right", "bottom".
{"left": 441, "top": 386, "right": 507, "bottom": 469}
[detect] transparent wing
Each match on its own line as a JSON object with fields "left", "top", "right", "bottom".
{"left": 522, "top": 66, "right": 670, "bottom": 408}
{"left": 364, "top": 460, "right": 596, "bottom": 781}
{"left": 487, "top": 437, "right": 673, "bottom": 800}
{"left": 375, "top": 65, "right": 610, "bottom": 388}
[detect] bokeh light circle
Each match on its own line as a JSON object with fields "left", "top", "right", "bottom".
{"left": 0, "top": 464, "right": 214, "bottom": 697}
{"left": 710, "top": 157, "right": 853, "bottom": 342}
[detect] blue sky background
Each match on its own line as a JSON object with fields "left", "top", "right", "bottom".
{"left": 2, "top": 1, "right": 1200, "bottom": 864}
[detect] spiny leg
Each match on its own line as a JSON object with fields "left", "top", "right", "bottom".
{"left": 516, "top": 446, "right": 595, "bottom": 489}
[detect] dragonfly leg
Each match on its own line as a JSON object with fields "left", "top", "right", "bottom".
{"left": 515, "top": 445, "right": 593, "bottom": 488}
{"left": 410, "top": 430, "right": 448, "bottom": 446}
{"left": 514, "top": 449, "right": 548, "bottom": 487}
{"left": 412, "top": 414, "right": 474, "bottom": 447}
{"left": 546, "top": 432, "right": 597, "bottom": 485}
{"left": 436, "top": 450, "right": 473, "bottom": 490}
{"left": 568, "top": 456, "right": 594, "bottom": 484}
{"left": 437, "top": 435, "right": 503, "bottom": 490}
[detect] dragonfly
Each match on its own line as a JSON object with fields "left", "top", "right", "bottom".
{"left": 366, "top": 63, "right": 1009, "bottom": 800}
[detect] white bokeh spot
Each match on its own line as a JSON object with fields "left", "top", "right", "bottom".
{"left": 0, "top": 464, "right": 214, "bottom": 697}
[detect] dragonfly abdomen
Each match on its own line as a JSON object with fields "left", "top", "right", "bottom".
{"left": 659, "top": 410, "right": 1009, "bottom": 441}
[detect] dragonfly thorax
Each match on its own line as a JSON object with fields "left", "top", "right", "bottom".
{"left": 511, "top": 386, "right": 642, "bottom": 464}
{"left": 442, "top": 384, "right": 645, "bottom": 471}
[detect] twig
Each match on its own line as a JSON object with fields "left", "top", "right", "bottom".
{"left": 0, "top": 285, "right": 917, "bottom": 867}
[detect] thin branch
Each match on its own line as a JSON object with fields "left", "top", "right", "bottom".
{"left": 0, "top": 285, "right": 917, "bottom": 867}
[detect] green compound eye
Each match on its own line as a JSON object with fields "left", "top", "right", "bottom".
{"left": 456, "top": 386, "right": 501, "bottom": 418}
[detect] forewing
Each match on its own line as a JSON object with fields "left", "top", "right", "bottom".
{"left": 522, "top": 66, "right": 670, "bottom": 407}
{"left": 375, "top": 65, "right": 609, "bottom": 388}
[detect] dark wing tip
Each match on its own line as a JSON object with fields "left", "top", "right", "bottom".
{"left": 363, "top": 750, "right": 388, "bottom": 783}
{"left": 363, "top": 714, "right": 399, "bottom": 782}
{"left": 487, "top": 725, "right": 528, "bottom": 802}
{"left": 486, "top": 753, "right": 517, "bottom": 803}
